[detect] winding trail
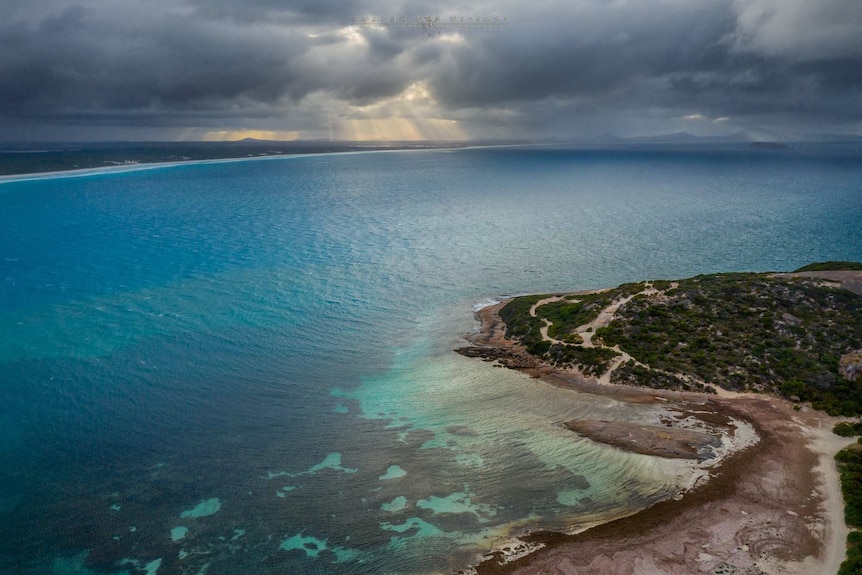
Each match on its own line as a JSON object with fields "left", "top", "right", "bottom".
{"left": 529, "top": 286, "right": 659, "bottom": 383}
{"left": 575, "top": 291, "right": 648, "bottom": 348}
{"left": 529, "top": 296, "right": 567, "bottom": 344}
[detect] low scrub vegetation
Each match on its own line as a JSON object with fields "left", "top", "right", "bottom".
{"left": 500, "top": 265, "right": 862, "bottom": 414}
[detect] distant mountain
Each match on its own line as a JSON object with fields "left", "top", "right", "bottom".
{"left": 587, "top": 131, "right": 752, "bottom": 144}
{"left": 634, "top": 131, "right": 751, "bottom": 143}
{"left": 641, "top": 131, "right": 701, "bottom": 142}
{"left": 591, "top": 132, "right": 626, "bottom": 143}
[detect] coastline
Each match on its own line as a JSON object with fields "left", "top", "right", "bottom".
{"left": 459, "top": 299, "right": 856, "bottom": 575}
{"left": 0, "top": 144, "right": 458, "bottom": 185}
{"left": 0, "top": 142, "right": 537, "bottom": 185}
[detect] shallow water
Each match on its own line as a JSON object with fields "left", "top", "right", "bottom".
{"left": 1, "top": 144, "right": 860, "bottom": 574}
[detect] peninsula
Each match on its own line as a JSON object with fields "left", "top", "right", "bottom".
{"left": 457, "top": 263, "right": 862, "bottom": 575}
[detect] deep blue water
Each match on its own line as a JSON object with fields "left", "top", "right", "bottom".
{"left": 1, "top": 144, "right": 861, "bottom": 575}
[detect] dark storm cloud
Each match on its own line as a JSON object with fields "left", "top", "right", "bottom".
{"left": 1, "top": 3, "right": 309, "bottom": 113}
{"left": 0, "top": 0, "right": 860, "bottom": 139}
{"left": 425, "top": 0, "right": 862, "bottom": 135}
{"left": 430, "top": 1, "right": 738, "bottom": 105}
{"left": 0, "top": 0, "right": 423, "bottom": 135}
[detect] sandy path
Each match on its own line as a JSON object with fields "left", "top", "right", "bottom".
{"left": 770, "top": 415, "right": 857, "bottom": 575}
{"left": 577, "top": 291, "right": 650, "bottom": 347}
{"left": 530, "top": 296, "right": 567, "bottom": 344}
{"left": 597, "top": 348, "right": 636, "bottom": 384}
{"left": 529, "top": 288, "right": 655, "bottom": 384}
{"left": 530, "top": 291, "right": 644, "bottom": 348}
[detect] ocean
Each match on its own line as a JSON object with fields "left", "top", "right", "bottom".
{"left": 1, "top": 144, "right": 860, "bottom": 575}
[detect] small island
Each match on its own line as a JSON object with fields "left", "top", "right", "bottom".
{"left": 457, "top": 263, "right": 862, "bottom": 575}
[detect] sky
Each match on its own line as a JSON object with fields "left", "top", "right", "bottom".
{"left": 1, "top": 0, "right": 861, "bottom": 142}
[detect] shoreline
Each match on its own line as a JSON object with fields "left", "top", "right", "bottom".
{"left": 458, "top": 299, "right": 855, "bottom": 575}
{"left": 0, "top": 144, "right": 461, "bottom": 185}
{"left": 0, "top": 142, "right": 540, "bottom": 185}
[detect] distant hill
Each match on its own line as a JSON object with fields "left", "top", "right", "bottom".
{"left": 591, "top": 131, "right": 752, "bottom": 144}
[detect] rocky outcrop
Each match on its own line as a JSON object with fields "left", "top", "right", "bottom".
{"left": 455, "top": 346, "right": 542, "bottom": 370}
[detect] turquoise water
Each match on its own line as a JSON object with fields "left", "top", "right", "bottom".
{"left": 1, "top": 144, "right": 861, "bottom": 574}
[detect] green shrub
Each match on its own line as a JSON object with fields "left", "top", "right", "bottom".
{"left": 835, "top": 422, "right": 862, "bottom": 437}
